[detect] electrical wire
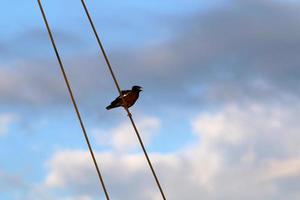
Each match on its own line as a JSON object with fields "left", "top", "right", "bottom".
{"left": 80, "top": 0, "right": 167, "bottom": 199}
{"left": 36, "top": 0, "right": 111, "bottom": 199}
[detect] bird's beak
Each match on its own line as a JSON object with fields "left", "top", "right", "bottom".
{"left": 140, "top": 87, "right": 143, "bottom": 91}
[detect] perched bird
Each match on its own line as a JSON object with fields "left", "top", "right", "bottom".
{"left": 106, "top": 85, "right": 143, "bottom": 110}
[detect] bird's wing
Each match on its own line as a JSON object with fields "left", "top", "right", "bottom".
{"left": 110, "top": 96, "right": 122, "bottom": 107}
{"left": 111, "top": 91, "right": 130, "bottom": 104}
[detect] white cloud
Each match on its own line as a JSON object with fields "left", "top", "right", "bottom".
{"left": 45, "top": 150, "right": 93, "bottom": 188}
{"left": 59, "top": 195, "right": 93, "bottom": 200}
{"left": 43, "top": 100, "right": 300, "bottom": 200}
{"left": 92, "top": 116, "right": 160, "bottom": 152}
{"left": 45, "top": 150, "right": 162, "bottom": 200}
{"left": 262, "top": 158, "right": 300, "bottom": 181}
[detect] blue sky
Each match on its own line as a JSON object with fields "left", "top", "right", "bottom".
{"left": 1, "top": 0, "right": 300, "bottom": 200}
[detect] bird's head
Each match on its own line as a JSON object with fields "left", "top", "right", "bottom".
{"left": 132, "top": 85, "right": 143, "bottom": 92}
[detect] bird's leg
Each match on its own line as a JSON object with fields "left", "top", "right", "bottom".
{"left": 124, "top": 107, "right": 132, "bottom": 117}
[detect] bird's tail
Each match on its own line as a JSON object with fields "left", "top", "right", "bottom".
{"left": 106, "top": 104, "right": 116, "bottom": 110}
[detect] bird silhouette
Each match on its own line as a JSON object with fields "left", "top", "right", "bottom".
{"left": 106, "top": 85, "right": 143, "bottom": 110}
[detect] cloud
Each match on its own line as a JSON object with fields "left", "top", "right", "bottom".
{"left": 45, "top": 150, "right": 161, "bottom": 199}
{"left": 66, "top": 0, "right": 300, "bottom": 109}
{"left": 110, "top": 0, "right": 300, "bottom": 107}
{"left": 262, "top": 158, "right": 300, "bottom": 181}
{"left": 0, "top": 57, "right": 111, "bottom": 108}
{"left": 92, "top": 116, "right": 160, "bottom": 152}
{"left": 3, "top": 0, "right": 300, "bottom": 199}
{"left": 189, "top": 99, "right": 300, "bottom": 199}
{"left": 58, "top": 196, "right": 93, "bottom": 200}
{"left": 2, "top": 0, "right": 300, "bottom": 111}
{"left": 0, "top": 28, "right": 85, "bottom": 61}
{"left": 42, "top": 98, "right": 300, "bottom": 200}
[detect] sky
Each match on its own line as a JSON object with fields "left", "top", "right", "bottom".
{"left": 0, "top": 0, "right": 300, "bottom": 199}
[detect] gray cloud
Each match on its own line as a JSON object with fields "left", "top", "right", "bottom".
{"left": 2, "top": 0, "right": 300, "bottom": 111}
{"left": 102, "top": 0, "right": 300, "bottom": 108}
{"left": 0, "top": 28, "right": 85, "bottom": 62}
{"left": 129, "top": 0, "right": 300, "bottom": 105}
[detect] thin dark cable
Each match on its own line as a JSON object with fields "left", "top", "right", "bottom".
{"left": 80, "top": 0, "right": 121, "bottom": 94}
{"left": 36, "top": 1, "right": 110, "bottom": 199}
{"left": 80, "top": 0, "right": 167, "bottom": 199}
{"left": 125, "top": 108, "right": 167, "bottom": 200}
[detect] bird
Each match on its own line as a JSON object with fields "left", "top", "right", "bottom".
{"left": 106, "top": 85, "right": 143, "bottom": 110}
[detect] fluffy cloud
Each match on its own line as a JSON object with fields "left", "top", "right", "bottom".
{"left": 43, "top": 99, "right": 300, "bottom": 200}
{"left": 45, "top": 150, "right": 162, "bottom": 199}
{"left": 59, "top": 196, "right": 93, "bottom": 200}
{"left": 92, "top": 116, "right": 160, "bottom": 152}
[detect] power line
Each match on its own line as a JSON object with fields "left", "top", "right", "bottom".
{"left": 80, "top": 0, "right": 167, "bottom": 199}
{"left": 36, "top": 1, "right": 110, "bottom": 199}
